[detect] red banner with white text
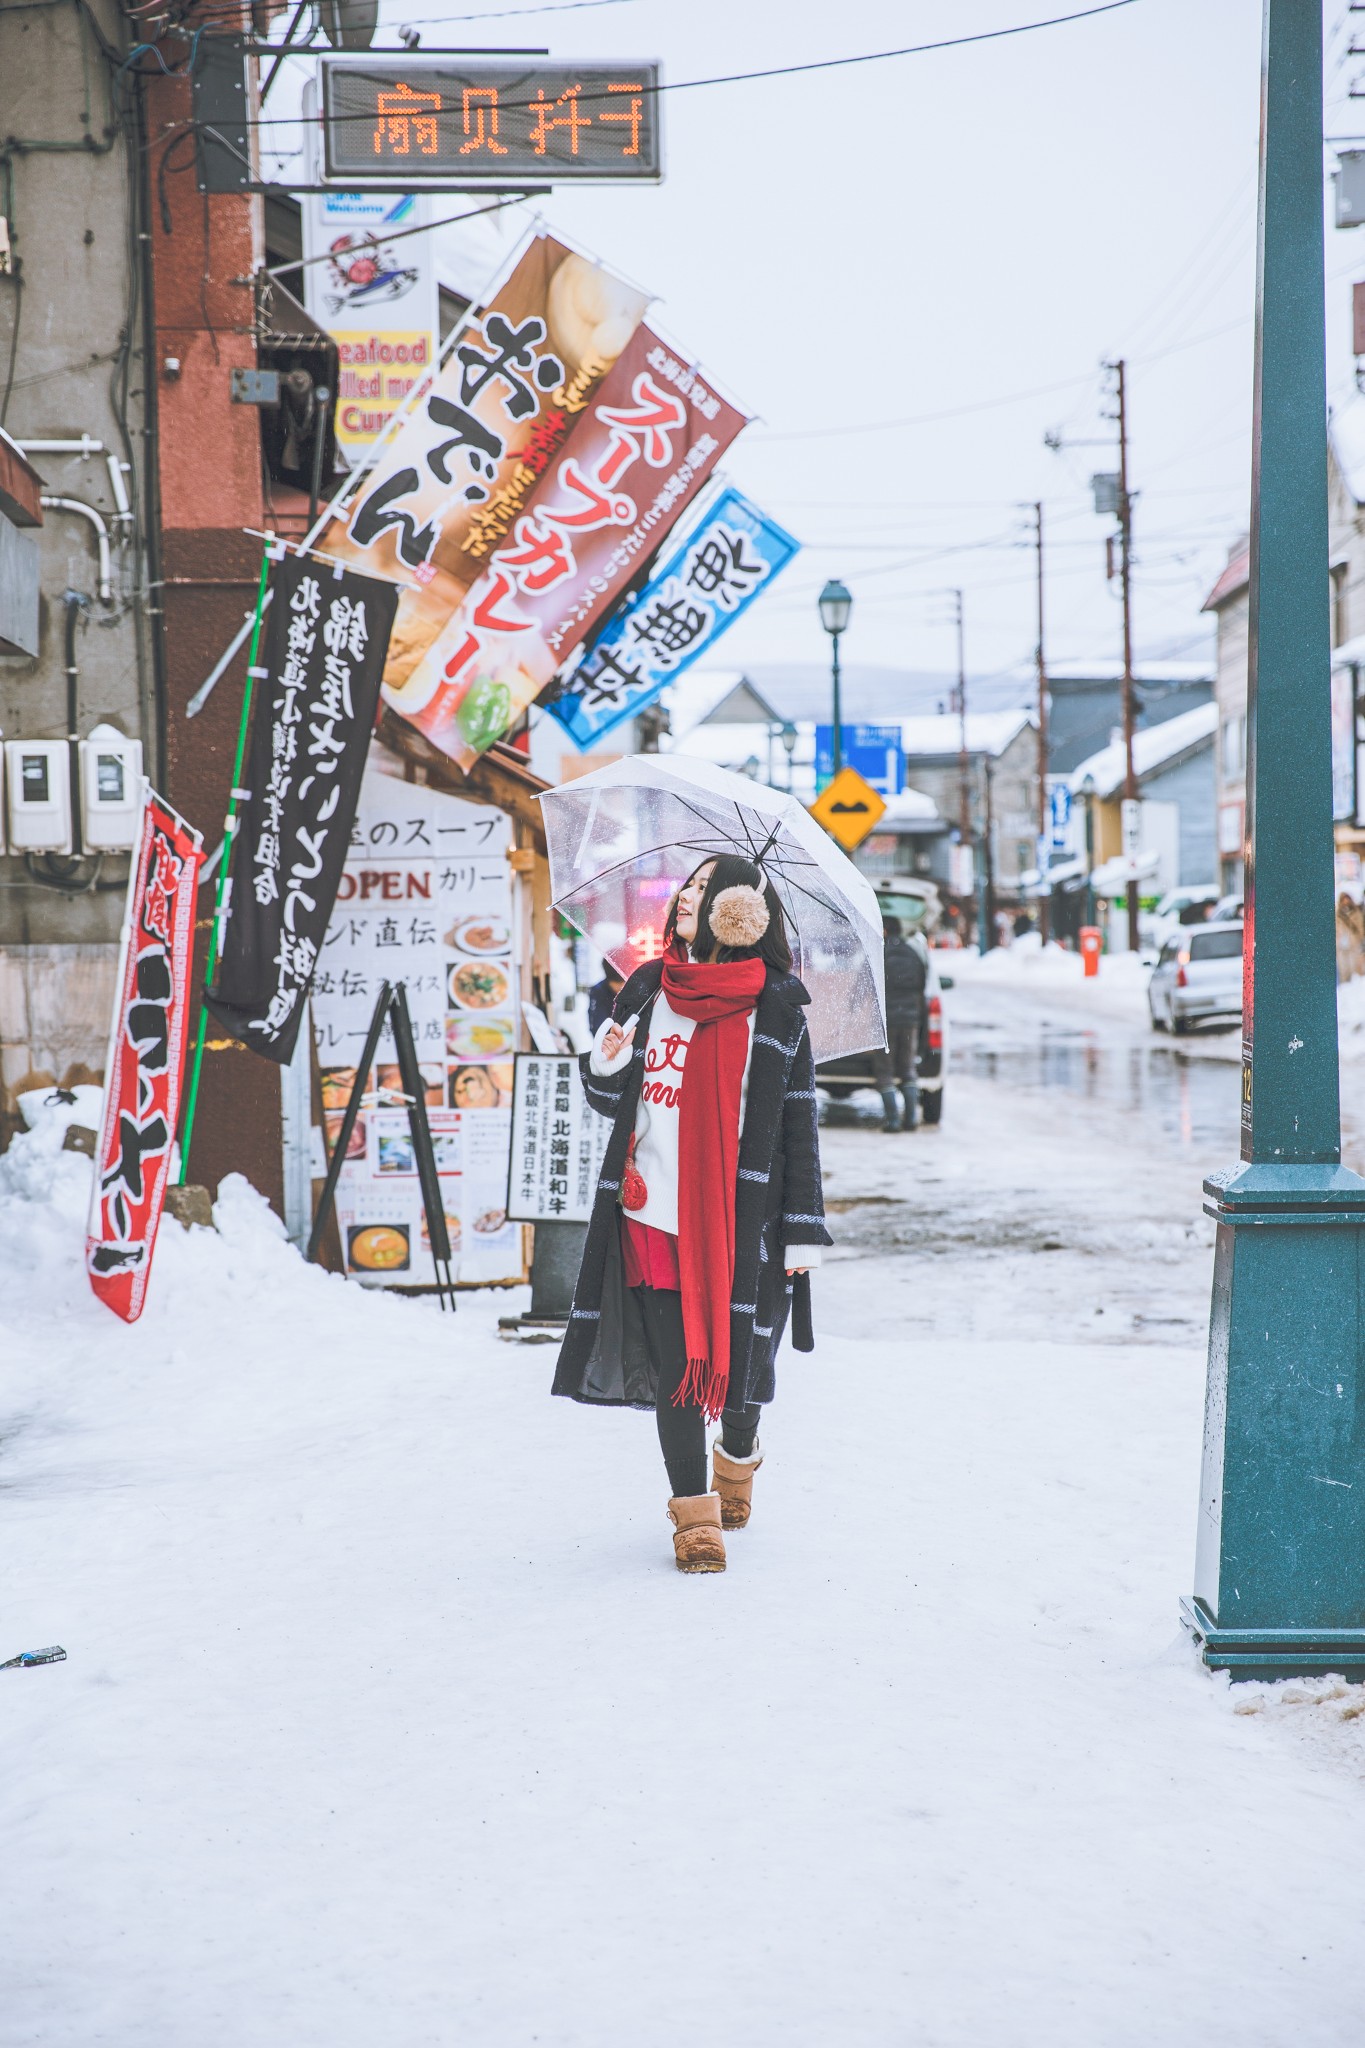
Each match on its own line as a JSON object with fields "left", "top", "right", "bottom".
{"left": 86, "top": 792, "right": 203, "bottom": 1323}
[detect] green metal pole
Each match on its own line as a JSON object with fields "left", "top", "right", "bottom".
{"left": 1184, "top": 0, "right": 1365, "bottom": 1681}
{"left": 177, "top": 548, "right": 273, "bottom": 1186}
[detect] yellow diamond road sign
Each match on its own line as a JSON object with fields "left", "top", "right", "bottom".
{"left": 809, "top": 766, "right": 886, "bottom": 851}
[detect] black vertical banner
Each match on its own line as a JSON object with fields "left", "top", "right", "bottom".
{"left": 206, "top": 554, "right": 399, "bottom": 1065}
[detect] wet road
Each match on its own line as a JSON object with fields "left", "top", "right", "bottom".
{"left": 825, "top": 972, "right": 1365, "bottom": 1174}
{"left": 945, "top": 977, "right": 1365, "bottom": 1172}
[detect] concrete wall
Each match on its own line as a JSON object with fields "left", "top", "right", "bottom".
{"left": 0, "top": 0, "right": 148, "bottom": 1138}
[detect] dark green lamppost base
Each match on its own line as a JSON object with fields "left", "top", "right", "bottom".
{"left": 1182, "top": 0, "right": 1365, "bottom": 1681}
{"left": 1183, "top": 1164, "right": 1365, "bottom": 1681}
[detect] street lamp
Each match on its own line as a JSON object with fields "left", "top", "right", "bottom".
{"left": 781, "top": 720, "right": 798, "bottom": 793}
{"left": 1182, "top": 0, "right": 1365, "bottom": 1687}
{"left": 818, "top": 578, "right": 852, "bottom": 776}
{"left": 1080, "top": 772, "right": 1097, "bottom": 931}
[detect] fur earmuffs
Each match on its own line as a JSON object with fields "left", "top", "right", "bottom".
{"left": 709, "top": 883, "right": 771, "bottom": 949}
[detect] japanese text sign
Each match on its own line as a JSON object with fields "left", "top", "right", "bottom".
{"left": 547, "top": 485, "right": 799, "bottom": 748}
{"left": 87, "top": 791, "right": 203, "bottom": 1323}
{"left": 399, "top": 325, "right": 747, "bottom": 768}
{"left": 206, "top": 555, "right": 399, "bottom": 1064}
{"left": 320, "top": 59, "right": 663, "bottom": 185}
{"left": 318, "top": 232, "right": 649, "bottom": 705}
{"left": 507, "top": 1054, "right": 611, "bottom": 1222}
{"left": 312, "top": 767, "right": 524, "bottom": 1286}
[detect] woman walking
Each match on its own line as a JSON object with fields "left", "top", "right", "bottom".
{"left": 552, "top": 853, "right": 831, "bottom": 1573}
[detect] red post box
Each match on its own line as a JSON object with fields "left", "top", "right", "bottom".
{"left": 1079, "top": 926, "right": 1102, "bottom": 977}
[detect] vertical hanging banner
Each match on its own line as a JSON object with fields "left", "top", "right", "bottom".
{"left": 398, "top": 330, "right": 747, "bottom": 767}
{"left": 302, "top": 190, "right": 440, "bottom": 455}
{"left": 205, "top": 555, "right": 400, "bottom": 1064}
{"left": 87, "top": 792, "right": 203, "bottom": 1323}
{"left": 545, "top": 485, "right": 799, "bottom": 749}
{"left": 317, "top": 231, "right": 651, "bottom": 706}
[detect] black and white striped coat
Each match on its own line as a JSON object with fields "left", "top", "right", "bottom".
{"left": 552, "top": 960, "right": 831, "bottom": 1411}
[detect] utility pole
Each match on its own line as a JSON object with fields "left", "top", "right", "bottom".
{"left": 950, "top": 587, "right": 974, "bottom": 939}
{"left": 1108, "top": 359, "right": 1140, "bottom": 954}
{"left": 1033, "top": 500, "right": 1050, "bottom": 942}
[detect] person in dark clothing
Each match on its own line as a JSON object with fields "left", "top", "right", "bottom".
{"left": 873, "top": 915, "right": 929, "bottom": 1131}
{"left": 555, "top": 853, "right": 830, "bottom": 1574}
{"left": 585, "top": 964, "right": 625, "bottom": 1035}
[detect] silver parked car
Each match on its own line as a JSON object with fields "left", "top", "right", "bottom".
{"left": 1148, "top": 919, "right": 1244, "bottom": 1034}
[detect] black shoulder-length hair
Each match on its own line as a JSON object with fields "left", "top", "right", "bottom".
{"left": 662, "top": 853, "right": 794, "bottom": 970}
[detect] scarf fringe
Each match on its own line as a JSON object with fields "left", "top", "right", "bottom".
{"left": 672, "top": 1354, "right": 728, "bottom": 1426}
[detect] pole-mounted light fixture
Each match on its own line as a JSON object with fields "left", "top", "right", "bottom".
{"left": 818, "top": 579, "right": 852, "bottom": 776}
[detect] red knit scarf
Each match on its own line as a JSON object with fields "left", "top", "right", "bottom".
{"left": 661, "top": 950, "right": 767, "bottom": 1422}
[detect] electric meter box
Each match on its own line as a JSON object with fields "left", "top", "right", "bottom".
{"left": 78, "top": 725, "right": 144, "bottom": 850}
{"left": 4, "top": 739, "right": 73, "bottom": 853}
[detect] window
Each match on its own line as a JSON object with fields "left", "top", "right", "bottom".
{"left": 96, "top": 755, "right": 124, "bottom": 803}
{"left": 1190, "top": 929, "right": 1244, "bottom": 961}
{"left": 1221, "top": 712, "right": 1246, "bottom": 779}
{"left": 20, "top": 755, "right": 49, "bottom": 803}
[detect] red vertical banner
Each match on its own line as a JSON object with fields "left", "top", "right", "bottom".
{"left": 87, "top": 792, "right": 204, "bottom": 1322}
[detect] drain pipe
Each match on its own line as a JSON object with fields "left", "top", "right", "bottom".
{"left": 63, "top": 589, "right": 89, "bottom": 854}
{"left": 40, "top": 495, "right": 113, "bottom": 604}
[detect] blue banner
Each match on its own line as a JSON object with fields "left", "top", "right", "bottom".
{"left": 543, "top": 485, "right": 800, "bottom": 750}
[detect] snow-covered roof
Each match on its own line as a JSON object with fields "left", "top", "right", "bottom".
{"left": 1044, "top": 657, "right": 1215, "bottom": 684}
{"left": 878, "top": 787, "right": 943, "bottom": 829}
{"left": 1066, "top": 700, "right": 1217, "bottom": 797}
{"left": 663, "top": 669, "right": 751, "bottom": 738}
{"left": 899, "top": 709, "right": 1035, "bottom": 761}
{"left": 1331, "top": 395, "right": 1365, "bottom": 506}
{"left": 1201, "top": 544, "right": 1250, "bottom": 614}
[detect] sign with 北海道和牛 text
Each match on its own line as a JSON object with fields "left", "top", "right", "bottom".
{"left": 507, "top": 1054, "right": 611, "bottom": 1223}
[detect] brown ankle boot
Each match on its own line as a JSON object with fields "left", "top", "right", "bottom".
{"left": 667, "top": 1493, "right": 726, "bottom": 1573}
{"left": 712, "top": 1442, "right": 763, "bottom": 1530}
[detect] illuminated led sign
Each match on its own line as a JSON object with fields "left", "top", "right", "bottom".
{"left": 319, "top": 58, "right": 663, "bottom": 185}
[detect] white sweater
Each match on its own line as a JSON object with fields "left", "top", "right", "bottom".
{"left": 589, "top": 998, "right": 820, "bottom": 1268}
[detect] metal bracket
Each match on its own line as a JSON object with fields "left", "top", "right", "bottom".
{"left": 194, "top": 36, "right": 251, "bottom": 193}
{"left": 230, "top": 368, "right": 280, "bottom": 407}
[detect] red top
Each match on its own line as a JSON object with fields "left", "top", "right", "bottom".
{"left": 621, "top": 1216, "right": 682, "bottom": 1291}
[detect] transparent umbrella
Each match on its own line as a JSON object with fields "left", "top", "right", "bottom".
{"left": 538, "top": 753, "right": 887, "bottom": 1062}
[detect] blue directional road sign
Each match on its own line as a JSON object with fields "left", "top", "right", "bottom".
{"left": 815, "top": 724, "right": 904, "bottom": 797}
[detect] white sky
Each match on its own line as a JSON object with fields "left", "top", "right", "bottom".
{"left": 269, "top": 1, "right": 1365, "bottom": 705}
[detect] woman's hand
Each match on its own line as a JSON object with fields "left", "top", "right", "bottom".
{"left": 785, "top": 1262, "right": 809, "bottom": 1277}
{"left": 600, "top": 1016, "right": 637, "bottom": 1064}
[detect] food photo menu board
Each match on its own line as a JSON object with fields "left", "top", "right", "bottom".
{"left": 310, "top": 759, "right": 525, "bottom": 1287}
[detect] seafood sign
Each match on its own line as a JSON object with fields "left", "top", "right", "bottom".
{"left": 87, "top": 791, "right": 203, "bottom": 1323}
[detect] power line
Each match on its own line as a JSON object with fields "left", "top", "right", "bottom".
{"left": 228, "top": 1, "right": 1147, "bottom": 129}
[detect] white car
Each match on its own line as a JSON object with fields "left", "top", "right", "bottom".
{"left": 1148, "top": 920, "right": 1244, "bottom": 1034}
{"left": 1142, "top": 884, "right": 1222, "bottom": 955}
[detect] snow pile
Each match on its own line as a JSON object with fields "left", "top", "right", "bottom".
{"left": 4, "top": 1089, "right": 1365, "bottom": 2042}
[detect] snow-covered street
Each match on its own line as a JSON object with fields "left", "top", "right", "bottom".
{"left": 5, "top": 1027, "right": 1365, "bottom": 2046}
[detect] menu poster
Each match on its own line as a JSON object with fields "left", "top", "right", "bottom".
{"left": 507, "top": 1054, "right": 611, "bottom": 1224}
{"left": 310, "top": 764, "right": 526, "bottom": 1286}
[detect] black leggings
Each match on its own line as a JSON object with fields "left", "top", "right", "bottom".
{"left": 634, "top": 1285, "right": 762, "bottom": 1499}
